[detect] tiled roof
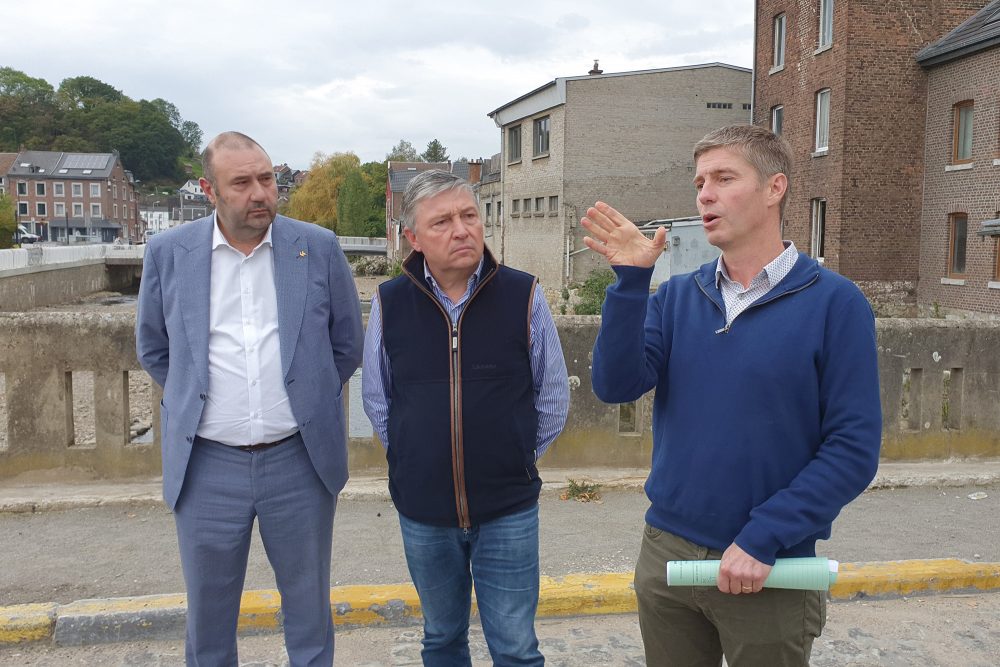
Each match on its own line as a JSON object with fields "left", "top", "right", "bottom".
{"left": 916, "top": 0, "right": 1000, "bottom": 65}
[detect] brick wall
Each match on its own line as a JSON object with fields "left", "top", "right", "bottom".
{"left": 918, "top": 47, "right": 1000, "bottom": 317}
{"left": 502, "top": 106, "right": 568, "bottom": 291}
{"left": 562, "top": 66, "right": 751, "bottom": 283}
{"left": 753, "top": 0, "right": 988, "bottom": 311}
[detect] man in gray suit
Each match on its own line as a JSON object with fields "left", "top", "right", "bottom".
{"left": 136, "top": 131, "right": 363, "bottom": 666}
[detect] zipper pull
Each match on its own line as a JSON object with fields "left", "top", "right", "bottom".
{"left": 714, "top": 323, "right": 730, "bottom": 335}
{"left": 452, "top": 326, "right": 458, "bottom": 351}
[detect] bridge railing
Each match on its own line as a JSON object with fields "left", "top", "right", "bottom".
{"left": 0, "top": 315, "right": 998, "bottom": 482}
{"left": 0, "top": 244, "right": 146, "bottom": 275}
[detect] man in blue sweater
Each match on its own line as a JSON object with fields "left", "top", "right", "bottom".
{"left": 583, "top": 125, "right": 882, "bottom": 666}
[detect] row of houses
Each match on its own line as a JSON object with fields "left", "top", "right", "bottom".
{"left": 384, "top": 0, "right": 999, "bottom": 318}
{"left": 0, "top": 150, "right": 142, "bottom": 244}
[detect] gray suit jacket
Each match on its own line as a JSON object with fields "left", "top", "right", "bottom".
{"left": 136, "top": 214, "right": 363, "bottom": 509}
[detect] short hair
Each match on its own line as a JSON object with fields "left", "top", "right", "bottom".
{"left": 201, "top": 131, "right": 269, "bottom": 186}
{"left": 693, "top": 125, "right": 793, "bottom": 217}
{"left": 400, "top": 170, "right": 478, "bottom": 231}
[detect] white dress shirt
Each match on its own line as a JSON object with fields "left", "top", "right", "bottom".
{"left": 196, "top": 216, "right": 298, "bottom": 446}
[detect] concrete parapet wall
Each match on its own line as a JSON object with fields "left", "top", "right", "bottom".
{"left": 0, "top": 262, "right": 142, "bottom": 312}
{"left": 0, "top": 314, "right": 998, "bottom": 482}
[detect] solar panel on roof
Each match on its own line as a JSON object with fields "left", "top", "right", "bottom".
{"left": 63, "top": 154, "right": 111, "bottom": 170}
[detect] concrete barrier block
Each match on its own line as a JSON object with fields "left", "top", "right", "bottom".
{"left": 54, "top": 594, "right": 187, "bottom": 646}
{"left": 0, "top": 603, "right": 57, "bottom": 644}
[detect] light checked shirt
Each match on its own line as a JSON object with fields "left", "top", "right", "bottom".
{"left": 362, "top": 257, "right": 569, "bottom": 459}
{"left": 715, "top": 241, "right": 799, "bottom": 327}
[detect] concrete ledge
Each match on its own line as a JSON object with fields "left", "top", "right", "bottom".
{"left": 0, "top": 603, "right": 56, "bottom": 644}
{"left": 3, "top": 560, "right": 999, "bottom": 646}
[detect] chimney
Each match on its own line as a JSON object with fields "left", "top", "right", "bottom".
{"left": 589, "top": 59, "right": 603, "bottom": 75}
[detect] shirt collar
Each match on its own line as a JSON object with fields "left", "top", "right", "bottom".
{"left": 211, "top": 210, "right": 273, "bottom": 253}
{"left": 715, "top": 241, "right": 798, "bottom": 288}
{"left": 422, "top": 255, "right": 486, "bottom": 293}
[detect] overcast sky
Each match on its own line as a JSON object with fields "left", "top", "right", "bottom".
{"left": 7, "top": 1, "right": 754, "bottom": 169}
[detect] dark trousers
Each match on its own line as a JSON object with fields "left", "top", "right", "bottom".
{"left": 635, "top": 524, "right": 825, "bottom": 667}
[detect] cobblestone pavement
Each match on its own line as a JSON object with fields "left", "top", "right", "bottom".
{"left": 3, "top": 593, "right": 999, "bottom": 666}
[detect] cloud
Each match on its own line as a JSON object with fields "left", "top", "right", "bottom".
{"left": 5, "top": 0, "right": 754, "bottom": 167}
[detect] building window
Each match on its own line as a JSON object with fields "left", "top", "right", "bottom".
{"left": 73, "top": 203, "right": 83, "bottom": 217}
{"left": 533, "top": 116, "right": 550, "bottom": 156}
{"left": 54, "top": 182, "right": 64, "bottom": 197}
{"left": 773, "top": 14, "right": 787, "bottom": 68}
{"left": 815, "top": 89, "right": 831, "bottom": 151}
{"left": 72, "top": 183, "right": 83, "bottom": 197}
{"left": 819, "top": 0, "right": 834, "bottom": 48}
{"left": 18, "top": 202, "right": 28, "bottom": 216}
{"left": 91, "top": 203, "right": 102, "bottom": 218}
{"left": 707, "top": 102, "right": 733, "bottom": 109}
{"left": 952, "top": 101, "right": 974, "bottom": 163}
{"left": 810, "top": 199, "right": 827, "bottom": 260}
{"left": 54, "top": 202, "right": 65, "bottom": 217}
{"left": 511, "top": 199, "right": 520, "bottom": 214}
{"left": 523, "top": 198, "right": 531, "bottom": 213}
{"left": 113, "top": 184, "right": 118, "bottom": 199}
{"left": 114, "top": 203, "right": 119, "bottom": 219}
{"left": 35, "top": 182, "right": 45, "bottom": 196}
{"left": 742, "top": 103, "right": 752, "bottom": 111}
{"left": 90, "top": 183, "right": 101, "bottom": 198}
{"left": 36, "top": 202, "right": 47, "bottom": 217}
{"left": 485, "top": 202, "right": 492, "bottom": 221}
{"left": 947, "top": 213, "right": 967, "bottom": 277}
{"left": 771, "top": 105, "right": 784, "bottom": 135}
{"left": 534, "top": 197, "right": 544, "bottom": 214}
{"left": 16, "top": 182, "right": 27, "bottom": 196}
{"left": 507, "top": 125, "right": 522, "bottom": 163}
{"left": 549, "top": 195, "right": 559, "bottom": 212}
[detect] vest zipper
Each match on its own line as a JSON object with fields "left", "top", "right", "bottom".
{"left": 451, "top": 322, "right": 470, "bottom": 530}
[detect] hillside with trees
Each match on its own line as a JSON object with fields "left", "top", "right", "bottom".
{"left": 0, "top": 68, "right": 202, "bottom": 184}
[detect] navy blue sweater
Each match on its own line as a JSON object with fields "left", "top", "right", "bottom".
{"left": 592, "top": 253, "right": 882, "bottom": 564}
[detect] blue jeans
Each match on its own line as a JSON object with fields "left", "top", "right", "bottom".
{"left": 398, "top": 504, "right": 543, "bottom": 667}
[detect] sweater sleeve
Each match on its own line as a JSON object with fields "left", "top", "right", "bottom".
{"left": 591, "top": 265, "right": 666, "bottom": 404}
{"left": 734, "top": 286, "right": 883, "bottom": 564}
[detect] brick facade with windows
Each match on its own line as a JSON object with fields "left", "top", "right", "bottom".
{"left": 6, "top": 151, "right": 141, "bottom": 243}
{"left": 753, "top": 0, "right": 987, "bottom": 316}
{"left": 918, "top": 46, "right": 1000, "bottom": 316}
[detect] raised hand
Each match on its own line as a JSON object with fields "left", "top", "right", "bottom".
{"left": 581, "top": 201, "right": 667, "bottom": 268}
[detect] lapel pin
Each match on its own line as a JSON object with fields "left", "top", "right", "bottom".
{"left": 298, "top": 250, "right": 307, "bottom": 257}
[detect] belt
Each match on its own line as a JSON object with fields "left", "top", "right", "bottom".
{"left": 234, "top": 432, "right": 298, "bottom": 453}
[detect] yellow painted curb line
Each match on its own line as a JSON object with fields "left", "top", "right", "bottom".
{"left": 830, "top": 558, "right": 1000, "bottom": 600}
{"left": 3, "top": 560, "right": 1000, "bottom": 645}
{"left": 0, "top": 604, "right": 56, "bottom": 644}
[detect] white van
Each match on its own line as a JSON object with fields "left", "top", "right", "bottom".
{"left": 16, "top": 225, "right": 41, "bottom": 244}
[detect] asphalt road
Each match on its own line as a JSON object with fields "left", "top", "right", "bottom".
{"left": 1, "top": 484, "right": 998, "bottom": 607}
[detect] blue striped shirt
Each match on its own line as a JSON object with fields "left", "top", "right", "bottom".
{"left": 362, "top": 258, "right": 569, "bottom": 459}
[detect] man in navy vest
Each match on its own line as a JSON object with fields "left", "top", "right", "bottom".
{"left": 362, "top": 170, "right": 569, "bottom": 666}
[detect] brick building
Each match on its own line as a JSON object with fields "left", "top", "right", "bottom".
{"left": 5, "top": 150, "right": 141, "bottom": 243}
{"left": 487, "top": 62, "right": 751, "bottom": 298}
{"left": 916, "top": 0, "right": 1000, "bottom": 315}
{"left": 753, "top": 0, "right": 993, "bottom": 315}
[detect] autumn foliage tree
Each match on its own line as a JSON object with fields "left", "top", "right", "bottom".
{"left": 286, "top": 152, "right": 362, "bottom": 231}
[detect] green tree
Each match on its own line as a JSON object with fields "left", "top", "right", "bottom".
{"left": 0, "top": 67, "right": 58, "bottom": 150}
{"left": 0, "top": 193, "right": 15, "bottom": 249}
{"left": 336, "top": 170, "right": 371, "bottom": 237}
{"left": 359, "top": 160, "right": 388, "bottom": 236}
{"left": 421, "top": 138, "right": 449, "bottom": 163}
{"left": 386, "top": 139, "right": 419, "bottom": 162}
{"left": 287, "top": 152, "right": 361, "bottom": 231}
{"left": 57, "top": 76, "right": 123, "bottom": 109}
{"left": 149, "top": 98, "right": 182, "bottom": 128}
{"left": 180, "top": 120, "right": 203, "bottom": 155}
